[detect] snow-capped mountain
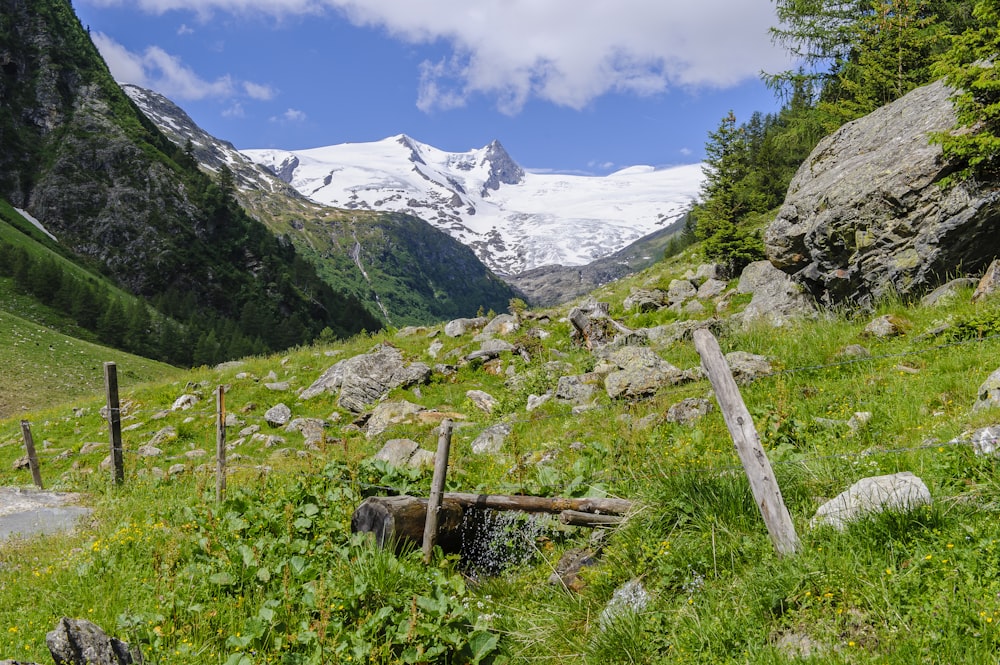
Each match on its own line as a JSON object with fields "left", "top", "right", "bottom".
{"left": 244, "top": 136, "right": 703, "bottom": 276}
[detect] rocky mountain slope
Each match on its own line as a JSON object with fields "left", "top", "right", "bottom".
{"left": 0, "top": 0, "right": 379, "bottom": 362}
{"left": 244, "top": 136, "right": 703, "bottom": 276}
{"left": 124, "top": 85, "right": 518, "bottom": 327}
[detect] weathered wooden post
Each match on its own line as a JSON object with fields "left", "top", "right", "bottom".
{"left": 19, "top": 420, "right": 43, "bottom": 489}
{"left": 422, "top": 419, "right": 453, "bottom": 564}
{"left": 216, "top": 385, "right": 226, "bottom": 503}
{"left": 693, "top": 329, "right": 799, "bottom": 556}
{"left": 103, "top": 362, "right": 124, "bottom": 485}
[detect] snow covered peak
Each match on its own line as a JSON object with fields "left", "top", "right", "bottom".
{"left": 244, "top": 137, "right": 702, "bottom": 275}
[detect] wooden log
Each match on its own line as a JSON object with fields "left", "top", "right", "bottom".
{"left": 693, "top": 329, "right": 799, "bottom": 556}
{"left": 443, "top": 493, "right": 631, "bottom": 516}
{"left": 104, "top": 362, "right": 124, "bottom": 485}
{"left": 352, "top": 495, "right": 465, "bottom": 552}
{"left": 558, "top": 510, "right": 622, "bottom": 527}
{"left": 20, "top": 420, "right": 43, "bottom": 489}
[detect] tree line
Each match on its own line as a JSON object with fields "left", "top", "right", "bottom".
{"left": 686, "top": 0, "right": 997, "bottom": 273}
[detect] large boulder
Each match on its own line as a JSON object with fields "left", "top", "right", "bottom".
{"left": 46, "top": 618, "right": 141, "bottom": 665}
{"left": 737, "top": 261, "right": 816, "bottom": 327}
{"left": 765, "top": 79, "right": 1000, "bottom": 306}
{"left": 300, "top": 344, "right": 430, "bottom": 412}
{"left": 810, "top": 472, "right": 931, "bottom": 531}
{"left": 603, "top": 346, "right": 686, "bottom": 400}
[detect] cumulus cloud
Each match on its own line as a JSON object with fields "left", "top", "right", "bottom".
{"left": 84, "top": 0, "right": 791, "bottom": 113}
{"left": 271, "top": 108, "right": 307, "bottom": 123}
{"left": 92, "top": 32, "right": 272, "bottom": 103}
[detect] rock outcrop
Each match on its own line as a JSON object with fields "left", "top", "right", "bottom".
{"left": 765, "top": 79, "right": 1000, "bottom": 306}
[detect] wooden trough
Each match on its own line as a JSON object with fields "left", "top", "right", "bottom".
{"left": 351, "top": 492, "right": 632, "bottom": 553}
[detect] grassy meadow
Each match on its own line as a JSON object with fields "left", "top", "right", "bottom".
{"left": 1, "top": 247, "right": 1000, "bottom": 663}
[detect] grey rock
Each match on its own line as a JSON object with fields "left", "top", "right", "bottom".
{"left": 599, "top": 579, "right": 650, "bottom": 630}
{"left": 623, "top": 289, "right": 667, "bottom": 312}
{"left": 643, "top": 318, "right": 723, "bottom": 344}
{"left": 466, "top": 389, "right": 498, "bottom": 414}
{"left": 683, "top": 300, "right": 706, "bottom": 314}
{"left": 365, "top": 400, "right": 425, "bottom": 438}
{"left": 167, "top": 464, "right": 186, "bottom": 476}
{"left": 548, "top": 547, "right": 598, "bottom": 592}
{"left": 964, "top": 425, "right": 1000, "bottom": 456}
{"left": 264, "top": 381, "right": 290, "bottom": 391}
{"left": 285, "top": 418, "right": 328, "bottom": 448}
{"left": 526, "top": 393, "right": 552, "bottom": 412}
{"left": 264, "top": 403, "right": 292, "bottom": 427}
{"left": 239, "top": 424, "right": 260, "bottom": 437}
{"left": 973, "top": 259, "right": 1000, "bottom": 303}
{"left": 427, "top": 340, "right": 444, "bottom": 358}
{"left": 147, "top": 426, "right": 177, "bottom": 447}
{"left": 555, "top": 374, "right": 601, "bottom": 404}
{"left": 724, "top": 351, "right": 773, "bottom": 385}
{"left": 300, "top": 344, "right": 430, "bottom": 412}
{"left": 171, "top": 394, "right": 198, "bottom": 411}
{"left": 184, "top": 449, "right": 207, "bottom": 459}
{"left": 737, "top": 260, "right": 816, "bottom": 327}
{"left": 224, "top": 413, "right": 243, "bottom": 427}
{"left": 395, "top": 326, "right": 427, "bottom": 337}
{"left": 692, "top": 263, "right": 725, "bottom": 286}
{"left": 666, "top": 398, "right": 714, "bottom": 426}
{"left": 667, "top": 279, "right": 697, "bottom": 304}
{"left": 478, "top": 313, "right": 519, "bottom": 338}
{"left": 136, "top": 445, "right": 162, "bottom": 457}
{"left": 375, "top": 439, "right": 435, "bottom": 469}
{"left": 444, "top": 317, "right": 488, "bottom": 338}
{"left": 810, "top": 472, "right": 931, "bottom": 530}
{"left": 839, "top": 344, "right": 871, "bottom": 358}
{"left": 46, "top": 617, "right": 141, "bottom": 665}
{"left": 974, "top": 367, "right": 1000, "bottom": 412}
{"left": 922, "top": 277, "right": 978, "bottom": 306}
{"left": 696, "top": 278, "right": 728, "bottom": 300}
{"left": 766, "top": 79, "right": 1000, "bottom": 306}
{"left": 603, "top": 346, "right": 686, "bottom": 400}
{"left": 864, "top": 314, "right": 908, "bottom": 338}
{"left": 471, "top": 423, "right": 513, "bottom": 455}
{"left": 251, "top": 433, "right": 286, "bottom": 448}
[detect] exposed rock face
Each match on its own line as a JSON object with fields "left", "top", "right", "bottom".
{"left": 300, "top": 344, "right": 430, "bottom": 412}
{"left": 765, "top": 79, "right": 1000, "bottom": 306}
{"left": 46, "top": 618, "right": 141, "bottom": 665}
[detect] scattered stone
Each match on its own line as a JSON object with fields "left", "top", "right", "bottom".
{"left": 864, "top": 314, "right": 908, "bottom": 338}
{"left": 526, "top": 393, "right": 552, "bottom": 412}
{"left": 265, "top": 381, "right": 290, "bottom": 391}
{"left": 667, "top": 279, "right": 697, "bottom": 305}
{"left": 147, "top": 426, "right": 177, "bottom": 447}
{"left": 375, "top": 439, "right": 435, "bottom": 469}
{"left": 264, "top": 403, "right": 292, "bottom": 427}
{"left": 251, "top": 433, "right": 286, "bottom": 448}
{"left": 239, "top": 424, "right": 260, "bottom": 437}
{"left": 224, "top": 413, "right": 243, "bottom": 427}
{"left": 922, "top": 277, "right": 978, "bottom": 306}
{"left": 548, "top": 547, "right": 598, "bottom": 592}
{"left": 366, "top": 400, "right": 426, "bottom": 438}
{"left": 466, "top": 390, "right": 498, "bottom": 414}
{"left": 46, "top": 617, "right": 141, "bottom": 665}
{"left": 973, "top": 259, "right": 1000, "bottom": 303}
{"left": 171, "top": 394, "right": 198, "bottom": 411}
{"left": 603, "top": 346, "right": 686, "bottom": 400}
{"left": 214, "top": 360, "right": 246, "bottom": 372}
{"left": 79, "top": 442, "right": 103, "bottom": 455}
{"left": 973, "top": 367, "right": 1000, "bottom": 412}
{"left": 839, "top": 344, "right": 871, "bottom": 358}
{"left": 683, "top": 300, "right": 706, "bottom": 315}
{"left": 395, "top": 326, "right": 427, "bottom": 337}
{"left": 724, "top": 351, "right": 773, "bottom": 385}
{"left": 692, "top": 263, "right": 725, "bottom": 285}
{"left": 666, "top": 398, "right": 714, "bottom": 426}
{"left": 697, "top": 278, "right": 728, "bottom": 300}
{"left": 428, "top": 340, "right": 444, "bottom": 358}
{"left": 136, "top": 445, "right": 162, "bottom": 457}
{"left": 285, "top": 418, "right": 328, "bottom": 449}
{"left": 478, "top": 313, "right": 520, "bottom": 339}
{"left": 555, "top": 374, "right": 601, "bottom": 404}
{"left": 300, "top": 343, "right": 431, "bottom": 412}
{"left": 471, "top": 423, "right": 513, "bottom": 455}
{"left": 963, "top": 425, "right": 1000, "bottom": 456}
{"left": 266, "top": 370, "right": 278, "bottom": 382}
{"left": 11, "top": 456, "right": 29, "bottom": 471}
{"left": 167, "top": 464, "right": 186, "bottom": 476}
{"left": 810, "top": 472, "right": 932, "bottom": 531}
{"left": 623, "top": 289, "right": 667, "bottom": 312}
{"left": 737, "top": 260, "right": 817, "bottom": 327}
{"left": 444, "top": 317, "right": 488, "bottom": 338}
{"left": 184, "top": 449, "right": 207, "bottom": 459}
{"left": 599, "top": 579, "right": 650, "bottom": 630}
{"left": 568, "top": 299, "right": 632, "bottom": 350}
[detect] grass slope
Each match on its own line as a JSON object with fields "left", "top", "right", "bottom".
{"left": 0, "top": 245, "right": 1000, "bottom": 663}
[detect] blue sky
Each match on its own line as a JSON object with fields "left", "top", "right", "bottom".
{"left": 74, "top": 0, "right": 793, "bottom": 174}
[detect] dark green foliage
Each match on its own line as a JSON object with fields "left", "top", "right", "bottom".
{"left": 931, "top": 1, "right": 1000, "bottom": 182}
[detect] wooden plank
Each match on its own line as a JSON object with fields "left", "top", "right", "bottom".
{"left": 693, "top": 328, "right": 799, "bottom": 556}
{"left": 558, "top": 510, "right": 622, "bottom": 527}
{"left": 422, "top": 419, "right": 453, "bottom": 563}
{"left": 20, "top": 420, "right": 43, "bottom": 489}
{"left": 103, "top": 362, "right": 124, "bottom": 485}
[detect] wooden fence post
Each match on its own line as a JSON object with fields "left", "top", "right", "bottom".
{"left": 422, "top": 419, "right": 453, "bottom": 564}
{"left": 103, "top": 362, "right": 124, "bottom": 486}
{"left": 693, "top": 329, "right": 799, "bottom": 556}
{"left": 216, "top": 385, "right": 226, "bottom": 504}
{"left": 19, "top": 420, "right": 44, "bottom": 489}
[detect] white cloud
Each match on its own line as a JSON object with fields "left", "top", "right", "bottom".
{"left": 85, "top": 0, "right": 792, "bottom": 113}
{"left": 92, "top": 32, "right": 274, "bottom": 103}
{"left": 177, "top": 23, "right": 194, "bottom": 35}
{"left": 222, "top": 102, "right": 245, "bottom": 117}
{"left": 271, "top": 108, "right": 307, "bottom": 123}
{"left": 243, "top": 81, "right": 276, "bottom": 100}
{"left": 679, "top": 147, "right": 693, "bottom": 156}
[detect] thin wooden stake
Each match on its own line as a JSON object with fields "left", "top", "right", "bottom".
{"left": 422, "top": 419, "right": 453, "bottom": 564}
{"left": 693, "top": 329, "right": 799, "bottom": 556}
{"left": 103, "top": 362, "right": 124, "bottom": 486}
{"left": 216, "top": 385, "right": 226, "bottom": 503}
{"left": 20, "top": 420, "right": 43, "bottom": 489}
